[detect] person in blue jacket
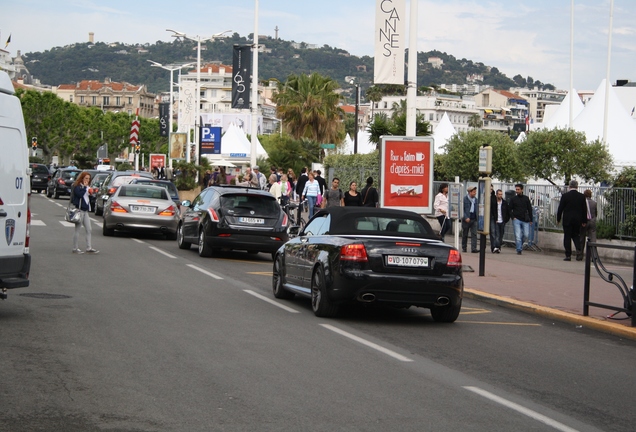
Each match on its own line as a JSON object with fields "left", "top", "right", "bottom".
{"left": 71, "top": 171, "right": 99, "bottom": 254}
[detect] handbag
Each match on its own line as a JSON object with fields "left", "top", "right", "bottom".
{"left": 65, "top": 199, "right": 82, "bottom": 224}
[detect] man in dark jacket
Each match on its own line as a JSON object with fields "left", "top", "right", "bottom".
{"left": 557, "top": 180, "right": 588, "bottom": 261}
{"left": 490, "top": 189, "right": 510, "bottom": 253}
{"left": 508, "top": 184, "right": 533, "bottom": 255}
{"left": 315, "top": 170, "right": 327, "bottom": 196}
{"left": 360, "top": 177, "right": 379, "bottom": 207}
{"left": 462, "top": 186, "right": 479, "bottom": 253}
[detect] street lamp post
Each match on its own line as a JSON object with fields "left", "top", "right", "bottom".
{"left": 349, "top": 79, "right": 359, "bottom": 154}
{"left": 147, "top": 60, "right": 194, "bottom": 168}
{"left": 167, "top": 29, "right": 231, "bottom": 164}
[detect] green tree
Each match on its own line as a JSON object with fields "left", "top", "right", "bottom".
{"left": 468, "top": 113, "right": 483, "bottom": 129}
{"left": 273, "top": 72, "right": 344, "bottom": 144}
{"left": 517, "top": 128, "right": 613, "bottom": 185}
{"left": 440, "top": 130, "right": 523, "bottom": 182}
{"left": 259, "top": 134, "right": 321, "bottom": 175}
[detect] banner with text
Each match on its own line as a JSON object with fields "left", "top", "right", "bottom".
{"left": 232, "top": 45, "right": 251, "bottom": 109}
{"left": 159, "top": 102, "right": 169, "bottom": 137}
{"left": 374, "top": 0, "right": 406, "bottom": 84}
{"left": 178, "top": 80, "right": 196, "bottom": 131}
{"left": 379, "top": 136, "right": 434, "bottom": 213}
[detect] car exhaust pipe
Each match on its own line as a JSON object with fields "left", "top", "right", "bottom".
{"left": 360, "top": 293, "right": 376, "bottom": 303}
{"left": 436, "top": 296, "right": 450, "bottom": 306}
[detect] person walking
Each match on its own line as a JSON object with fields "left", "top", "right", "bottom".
{"left": 343, "top": 181, "right": 363, "bottom": 206}
{"left": 557, "top": 180, "right": 588, "bottom": 261}
{"left": 461, "top": 186, "right": 479, "bottom": 253}
{"left": 253, "top": 165, "right": 266, "bottom": 190}
{"left": 301, "top": 172, "right": 321, "bottom": 219}
{"left": 322, "top": 178, "right": 344, "bottom": 208}
{"left": 273, "top": 174, "right": 292, "bottom": 207}
{"left": 579, "top": 189, "right": 597, "bottom": 255}
{"left": 508, "top": 184, "right": 533, "bottom": 255}
{"left": 360, "top": 177, "right": 379, "bottom": 208}
{"left": 434, "top": 183, "right": 451, "bottom": 240}
{"left": 315, "top": 170, "right": 327, "bottom": 196}
{"left": 490, "top": 189, "right": 509, "bottom": 253}
{"left": 71, "top": 172, "right": 99, "bottom": 254}
{"left": 295, "top": 167, "right": 308, "bottom": 200}
{"left": 215, "top": 167, "right": 227, "bottom": 185}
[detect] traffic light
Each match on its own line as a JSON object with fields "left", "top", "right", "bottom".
{"left": 135, "top": 143, "right": 140, "bottom": 154}
{"left": 31, "top": 137, "right": 37, "bottom": 150}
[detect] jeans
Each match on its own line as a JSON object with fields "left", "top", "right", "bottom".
{"left": 512, "top": 219, "right": 530, "bottom": 252}
{"left": 490, "top": 221, "right": 505, "bottom": 251}
{"left": 307, "top": 195, "right": 317, "bottom": 219}
{"left": 73, "top": 210, "right": 92, "bottom": 250}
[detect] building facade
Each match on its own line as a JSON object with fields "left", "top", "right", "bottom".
{"left": 474, "top": 88, "right": 528, "bottom": 133}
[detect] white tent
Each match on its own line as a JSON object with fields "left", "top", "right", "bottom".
{"left": 541, "top": 89, "right": 585, "bottom": 130}
{"left": 342, "top": 131, "right": 376, "bottom": 155}
{"left": 432, "top": 112, "right": 457, "bottom": 153}
{"left": 515, "top": 131, "right": 527, "bottom": 143}
{"left": 571, "top": 80, "right": 636, "bottom": 166}
{"left": 216, "top": 123, "right": 268, "bottom": 160}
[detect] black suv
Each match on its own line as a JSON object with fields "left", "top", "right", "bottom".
{"left": 30, "top": 163, "right": 50, "bottom": 193}
{"left": 94, "top": 170, "right": 154, "bottom": 215}
{"left": 47, "top": 168, "right": 82, "bottom": 199}
{"left": 177, "top": 185, "right": 289, "bottom": 259}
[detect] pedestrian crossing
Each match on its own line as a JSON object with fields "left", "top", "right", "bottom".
{"left": 31, "top": 219, "right": 102, "bottom": 228}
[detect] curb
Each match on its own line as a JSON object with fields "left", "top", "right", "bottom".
{"left": 464, "top": 288, "right": 636, "bottom": 341}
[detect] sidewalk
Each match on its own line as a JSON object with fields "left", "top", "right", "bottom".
{"left": 457, "top": 242, "right": 636, "bottom": 340}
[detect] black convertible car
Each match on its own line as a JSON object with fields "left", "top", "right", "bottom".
{"left": 272, "top": 207, "right": 463, "bottom": 322}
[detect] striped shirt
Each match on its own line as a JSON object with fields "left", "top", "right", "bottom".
{"left": 302, "top": 180, "right": 321, "bottom": 197}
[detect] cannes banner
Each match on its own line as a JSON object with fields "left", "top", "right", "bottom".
{"left": 232, "top": 45, "right": 251, "bottom": 109}
{"left": 374, "top": 0, "right": 406, "bottom": 85}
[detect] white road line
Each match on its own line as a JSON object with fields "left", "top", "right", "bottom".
{"left": 187, "top": 264, "right": 224, "bottom": 280}
{"left": 319, "top": 324, "right": 414, "bottom": 362}
{"left": 131, "top": 238, "right": 147, "bottom": 244}
{"left": 463, "top": 387, "right": 579, "bottom": 432}
{"left": 31, "top": 220, "right": 46, "bottom": 226}
{"left": 243, "top": 290, "right": 300, "bottom": 313}
{"left": 149, "top": 246, "right": 177, "bottom": 259}
{"left": 55, "top": 203, "right": 64, "bottom": 207}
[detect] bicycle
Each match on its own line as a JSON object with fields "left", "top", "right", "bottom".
{"left": 279, "top": 197, "right": 307, "bottom": 230}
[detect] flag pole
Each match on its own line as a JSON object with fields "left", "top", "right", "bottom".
{"left": 569, "top": 0, "right": 574, "bottom": 129}
{"left": 603, "top": 0, "right": 614, "bottom": 145}
{"left": 406, "top": 0, "right": 418, "bottom": 137}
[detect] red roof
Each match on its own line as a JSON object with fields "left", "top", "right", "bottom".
{"left": 190, "top": 63, "right": 233, "bottom": 74}
{"left": 57, "top": 80, "right": 141, "bottom": 92}
{"left": 341, "top": 105, "right": 356, "bottom": 114}
{"left": 494, "top": 89, "right": 526, "bottom": 101}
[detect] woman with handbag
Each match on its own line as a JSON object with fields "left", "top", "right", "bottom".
{"left": 71, "top": 172, "right": 99, "bottom": 254}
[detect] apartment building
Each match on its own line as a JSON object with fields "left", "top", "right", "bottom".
{"left": 474, "top": 88, "right": 528, "bottom": 133}
{"left": 54, "top": 78, "right": 157, "bottom": 118}
{"left": 514, "top": 88, "right": 566, "bottom": 123}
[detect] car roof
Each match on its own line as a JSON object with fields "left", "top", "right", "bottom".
{"left": 208, "top": 185, "right": 273, "bottom": 196}
{"left": 315, "top": 207, "right": 438, "bottom": 239}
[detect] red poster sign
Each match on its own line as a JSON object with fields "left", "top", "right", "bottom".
{"left": 149, "top": 154, "right": 166, "bottom": 170}
{"left": 380, "top": 136, "right": 434, "bottom": 213}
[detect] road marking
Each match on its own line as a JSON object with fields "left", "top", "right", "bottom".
{"left": 31, "top": 220, "right": 46, "bottom": 226}
{"left": 247, "top": 271, "right": 273, "bottom": 276}
{"left": 458, "top": 321, "right": 541, "bottom": 326}
{"left": 319, "top": 324, "right": 414, "bottom": 362}
{"left": 243, "top": 290, "right": 300, "bottom": 313}
{"left": 55, "top": 203, "right": 64, "bottom": 207}
{"left": 187, "top": 264, "right": 223, "bottom": 280}
{"left": 149, "top": 246, "right": 176, "bottom": 259}
{"left": 463, "top": 386, "right": 579, "bottom": 432}
{"left": 459, "top": 307, "right": 492, "bottom": 315}
{"left": 216, "top": 258, "right": 272, "bottom": 265}
{"left": 131, "top": 238, "right": 147, "bottom": 244}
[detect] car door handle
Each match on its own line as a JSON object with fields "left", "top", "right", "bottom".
{"left": 0, "top": 210, "right": 7, "bottom": 218}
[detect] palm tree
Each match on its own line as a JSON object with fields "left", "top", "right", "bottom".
{"left": 273, "top": 73, "right": 344, "bottom": 144}
{"left": 468, "top": 113, "right": 483, "bottom": 129}
{"left": 365, "top": 85, "right": 383, "bottom": 118}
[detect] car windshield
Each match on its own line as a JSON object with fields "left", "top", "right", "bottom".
{"left": 220, "top": 194, "right": 279, "bottom": 216}
{"left": 31, "top": 165, "right": 49, "bottom": 174}
{"left": 112, "top": 175, "right": 144, "bottom": 187}
{"left": 134, "top": 181, "right": 178, "bottom": 197}
{"left": 61, "top": 171, "right": 81, "bottom": 180}
{"left": 119, "top": 186, "right": 168, "bottom": 200}
{"left": 91, "top": 174, "right": 109, "bottom": 187}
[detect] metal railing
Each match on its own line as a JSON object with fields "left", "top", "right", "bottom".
{"left": 583, "top": 242, "right": 636, "bottom": 326}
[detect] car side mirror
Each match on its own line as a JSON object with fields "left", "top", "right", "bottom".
{"left": 181, "top": 200, "right": 192, "bottom": 208}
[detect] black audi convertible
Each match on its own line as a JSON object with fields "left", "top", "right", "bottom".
{"left": 272, "top": 207, "right": 463, "bottom": 322}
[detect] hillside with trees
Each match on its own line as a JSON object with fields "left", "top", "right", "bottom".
{"left": 21, "top": 34, "right": 554, "bottom": 98}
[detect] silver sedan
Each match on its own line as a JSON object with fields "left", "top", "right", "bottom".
{"left": 102, "top": 185, "right": 180, "bottom": 240}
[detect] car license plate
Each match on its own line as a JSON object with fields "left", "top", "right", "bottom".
{"left": 130, "top": 205, "right": 156, "bottom": 213}
{"left": 239, "top": 217, "right": 265, "bottom": 224}
{"left": 386, "top": 255, "right": 429, "bottom": 267}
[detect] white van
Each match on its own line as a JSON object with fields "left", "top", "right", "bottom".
{"left": 0, "top": 70, "right": 31, "bottom": 298}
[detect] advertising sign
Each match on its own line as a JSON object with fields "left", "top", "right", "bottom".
{"left": 200, "top": 126, "right": 222, "bottom": 155}
{"left": 150, "top": 154, "right": 166, "bottom": 171}
{"left": 169, "top": 132, "right": 187, "bottom": 160}
{"left": 159, "top": 103, "right": 170, "bottom": 137}
{"left": 374, "top": 0, "right": 406, "bottom": 84}
{"left": 449, "top": 183, "right": 461, "bottom": 219}
{"left": 232, "top": 45, "right": 251, "bottom": 109}
{"left": 380, "top": 136, "right": 434, "bottom": 213}
{"left": 477, "top": 177, "right": 491, "bottom": 234}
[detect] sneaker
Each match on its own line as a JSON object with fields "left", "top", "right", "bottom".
{"left": 72, "top": 248, "right": 84, "bottom": 254}
{"left": 495, "top": 248, "right": 501, "bottom": 254}
{"left": 86, "top": 248, "right": 100, "bottom": 254}
{"left": 517, "top": 251, "right": 522, "bottom": 255}
{"left": 563, "top": 256, "right": 571, "bottom": 261}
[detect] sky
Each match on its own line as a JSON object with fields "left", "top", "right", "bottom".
{"left": 2, "top": 0, "right": 635, "bottom": 91}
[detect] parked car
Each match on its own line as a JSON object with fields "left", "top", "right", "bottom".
{"left": 271, "top": 207, "right": 464, "bottom": 321}
{"left": 46, "top": 168, "right": 82, "bottom": 199}
{"left": 30, "top": 163, "right": 50, "bottom": 193}
{"left": 94, "top": 170, "right": 154, "bottom": 216}
{"left": 129, "top": 179, "right": 181, "bottom": 211}
{"left": 177, "top": 185, "right": 289, "bottom": 258}
{"left": 102, "top": 184, "right": 180, "bottom": 239}
{"left": 88, "top": 172, "right": 110, "bottom": 212}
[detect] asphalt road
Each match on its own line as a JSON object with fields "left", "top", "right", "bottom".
{"left": 1, "top": 194, "right": 635, "bottom": 431}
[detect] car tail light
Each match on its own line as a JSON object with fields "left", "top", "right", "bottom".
{"left": 159, "top": 205, "right": 176, "bottom": 216}
{"left": 110, "top": 201, "right": 127, "bottom": 213}
{"left": 447, "top": 249, "right": 462, "bottom": 267}
{"left": 0, "top": 196, "right": 3, "bottom": 205}
{"left": 282, "top": 213, "right": 288, "bottom": 226}
{"left": 395, "top": 242, "right": 421, "bottom": 247}
{"left": 207, "top": 208, "right": 220, "bottom": 222}
{"left": 340, "top": 244, "right": 368, "bottom": 262}
{"left": 108, "top": 187, "right": 117, "bottom": 195}
{"left": 218, "top": 233, "right": 231, "bottom": 237}
{"left": 57, "top": 178, "right": 65, "bottom": 185}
